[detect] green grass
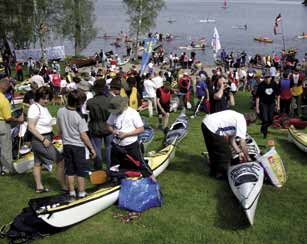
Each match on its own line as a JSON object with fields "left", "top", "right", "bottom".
{"left": 1, "top": 92, "right": 307, "bottom": 244}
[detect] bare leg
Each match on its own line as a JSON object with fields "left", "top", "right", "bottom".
{"left": 163, "top": 113, "right": 170, "bottom": 128}
{"left": 56, "top": 160, "right": 67, "bottom": 190}
{"left": 33, "top": 163, "right": 43, "bottom": 190}
{"left": 77, "top": 176, "right": 85, "bottom": 193}
{"left": 67, "top": 175, "right": 75, "bottom": 192}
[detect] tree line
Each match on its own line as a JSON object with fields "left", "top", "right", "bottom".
{"left": 0, "top": 0, "right": 165, "bottom": 61}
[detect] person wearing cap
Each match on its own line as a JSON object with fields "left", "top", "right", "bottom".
{"left": 107, "top": 96, "right": 153, "bottom": 180}
{"left": 78, "top": 78, "right": 93, "bottom": 121}
{"left": 30, "top": 69, "right": 45, "bottom": 88}
{"left": 255, "top": 69, "right": 280, "bottom": 138}
{"left": 87, "top": 78, "right": 112, "bottom": 171}
{"left": 109, "top": 77, "right": 122, "bottom": 96}
{"left": 156, "top": 81, "right": 172, "bottom": 131}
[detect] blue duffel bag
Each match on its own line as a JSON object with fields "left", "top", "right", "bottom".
{"left": 118, "top": 177, "right": 163, "bottom": 212}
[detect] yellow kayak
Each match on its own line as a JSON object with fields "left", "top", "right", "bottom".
{"left": 288, "top": 126, "right": 307, "bottom": 153}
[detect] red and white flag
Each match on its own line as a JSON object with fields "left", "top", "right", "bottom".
{"left": 273, "top": 13, "right": 282, "bottom": 35}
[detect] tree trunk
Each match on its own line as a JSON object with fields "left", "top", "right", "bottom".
{"left": 134, "top": 0, "right": 142, "bottom": 61}
{"left": 39, "top": 24, "right": 48, "bottom": 65}
{"left": 74, "top": 0, "right": 81, "bottom": 56}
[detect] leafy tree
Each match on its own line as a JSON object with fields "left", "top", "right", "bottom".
{"left": 122, "top": 0, "right": 165, "bottom": 59}
{"left": 57, "top": 0, "right": 97, "bottom": 56}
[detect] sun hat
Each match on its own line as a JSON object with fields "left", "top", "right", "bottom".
{"left": 93, "top": 78, "right": 106, "bottom": 92}
{"left": 78, "top": 80, "right": 91, "bottom": 91}
{"left": 108, "top": 96, "right": 128, "bottom": 113}
{"left": 110, "top": 78, "right": 122, "bottom": 89}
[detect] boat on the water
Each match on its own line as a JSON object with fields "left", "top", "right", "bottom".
{"left": 28, "top": 141, "right": 176, "bottom": 228}
{"left": 288, "top": 125, "right": 307, "bottom": 152}
{"left": 232, "top": 24, "right": 247, "bottom": 30}
{"left": 69, "top": 57, "right": 96, "bottom": 68}
{"left": 199, "top": 19, "right": 216, "bottom": 23}
{"left": 228, "top": 162, "right": 264, "bottom": 225}
{"left": 254, "top": 37, "right": 273, "bottom": 43}
{"left": 297, "top": 33, "right": 307, "bottom": 39}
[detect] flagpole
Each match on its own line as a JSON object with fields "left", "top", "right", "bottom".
{"left": 280, "top": 16, "right": 286, "bottom": 51}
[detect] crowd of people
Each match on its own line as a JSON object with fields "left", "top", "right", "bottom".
{"left": 0, "top": 44, "right": 307, "bottom": 196}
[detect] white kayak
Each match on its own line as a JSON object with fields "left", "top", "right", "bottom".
{"left": 200, "top": 19, "right": 216, "bottom": 23}
{"left": 164, "top": 111, "right": 189, "bottom": 146}
{"left": 228, "top": 162, "right": 264, "bottom": 225}
{"left": 29, "top": 140, "right": 176, "bottom": 228}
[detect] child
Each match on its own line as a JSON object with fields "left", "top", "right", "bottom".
{"left": 57, "top": 90, "right": 96, "bottom": 200}
{"left": 191, "top": 76, "right": 209, "bottom": 118}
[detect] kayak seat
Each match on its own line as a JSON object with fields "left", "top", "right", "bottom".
{"left": 235, "top": 174, "right": 258, "bottom": 186}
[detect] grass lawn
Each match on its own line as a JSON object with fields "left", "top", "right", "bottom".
{"left": 1, "top": 92, "right": 307, "bottom": 244}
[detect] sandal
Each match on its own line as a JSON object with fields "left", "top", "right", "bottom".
{"left": 36, "top": 187, "right": 50, "bottom": 193}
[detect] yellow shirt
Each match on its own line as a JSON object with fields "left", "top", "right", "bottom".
{"left": 0, "top": 92, "right": 11, "bottom": 120}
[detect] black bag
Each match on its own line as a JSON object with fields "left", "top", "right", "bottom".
{"left": 1, "top": 207, "right": 62, "bottom": 244}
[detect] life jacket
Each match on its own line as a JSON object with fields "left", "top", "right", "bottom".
{"left": 159, "top": 87, "right": 171, "bottom": 104}
{"left": 52, "top": 73, "right": 61, "bottom": 87}
{"left": 196, "top": 81, "right": 207, "bottom": 97}
{"left": 179, "top": 77, "right": 191, "bottom": 93}
{"left": 280, "top": 79, "right": 292, "bottom": 100}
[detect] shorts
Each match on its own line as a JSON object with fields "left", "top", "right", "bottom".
{"left": 32, "top": 133, "right": 63, "bottom": 170}
{"left": 157, "top": 103, "right": 170, "bottom": 115}
{"left": 63, "top": 145, "right": 90, "bottom": 177}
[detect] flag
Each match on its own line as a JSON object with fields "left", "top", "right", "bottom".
{"left": 211, "top": 27, "right": 221, "bottom": 58}
{"left": 273, "top": 13, "right": 282, "bottom": 35}
{"left": 140, "top": 36, "right": 157, "bottom": 75}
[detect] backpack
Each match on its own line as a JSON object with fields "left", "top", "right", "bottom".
{"left": 1, "top": 207, "right": 62, "bottom": 244}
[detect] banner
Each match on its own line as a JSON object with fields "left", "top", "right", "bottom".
{"left": 140, "top": 36, "right": 157, "bottom": 75}
{"left": 273, "top": 13, "right": 282, "bottom": 35}
{"left": 15, "top": 46, "right": 65, "bottom": 62}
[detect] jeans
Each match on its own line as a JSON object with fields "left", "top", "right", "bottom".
{"left": 260, "top": 103, "right": 275, "bottom": 137}
{"left": 90, "top": 134, "right": 113, "bottom": 171}
{"left": 290, "top": 95, "right": 302, "bottom": 117}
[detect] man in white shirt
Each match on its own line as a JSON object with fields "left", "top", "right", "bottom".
{"left": 201, "top": 110, "right": 250, "bottom": 179}
{"left": 143, "top": 73, "right": 157, "bottom": 117}
{"left": 107, "top": 96, "right": 153, "bottom": 180}
{"left": 152, "top": 71, "right": 164, "bottom": 89}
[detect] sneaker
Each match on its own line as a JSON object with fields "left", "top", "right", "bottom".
{"left": 190, "top": 115, "right": 195, "bottom": 119}
{"left": 78, "top": 192, "right": 88, "bottom": 199}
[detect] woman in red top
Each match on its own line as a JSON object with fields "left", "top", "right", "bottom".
{"left": 15, "top": 62, "right": 24, "bottom": 81}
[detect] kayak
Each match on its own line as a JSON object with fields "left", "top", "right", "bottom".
{"left": 228, "top": 162, "right": 264, "bottom": 225}
{"left": 254, "top": 37, "right": 273, "bottom": 43}
{"left": 231, "top": 134, "right": 261, "bottom": 162}
{"left": 257, "top": 147, "right": 287, "bottom": 188}
{"left": 13, "top": 143, "right": 63, "bottom": 174}
{"left": 138, "top": 118, "right": 155, "bottom": 152}
{"left": 164, "top": 111, "right": 189, "bottom": 146}
{"left": 288, "top": 126, "right": 307, "bottom": 152}
{"left": 28, "top": 140, "right": 176, "bottom": 228}
{"left": 232, "top": 25, "right": 247, "bottom": 30}
{"left": 199, "top": 19, "right": 216, "bottom": 23}
{"left": 178, "top": 45, "right": 205, "bottom": 50}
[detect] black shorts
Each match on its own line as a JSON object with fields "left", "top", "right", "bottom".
{"left": 158, "top": 103, "right": 170, "bottom": 115}
{"left": 63, "top": 145, "right": 90, "bottom": 177}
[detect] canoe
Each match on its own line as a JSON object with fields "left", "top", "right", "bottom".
{"left": 287, "top": 118, "right": 307, "bottom": 129}
{"left": 257, "top": 147, "right": 287, "bottom": 187}
{"left": 69, "top": 57, "right": 96, "bottom": 68}
{"left": 288, "top": 126, "right": 307, "bottom": 152}
{"left": 254, "top": 37, "right": 273, "bottom": 43}
{"left": 28, "top": 141, "right": 176, "bottom": 228}
{"left": 228, "top": 162, "right": 264, "bottom": 225}
{"left": 164, "top": 111, "right": 189, "bottom": 146}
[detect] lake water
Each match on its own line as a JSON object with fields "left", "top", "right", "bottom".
{"left": 62, "top": 0, "right": 307, "bottom": 64}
